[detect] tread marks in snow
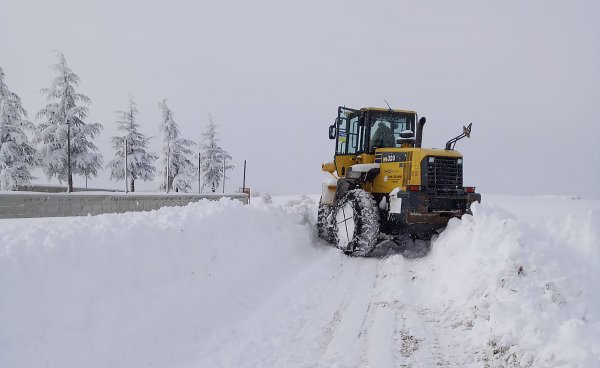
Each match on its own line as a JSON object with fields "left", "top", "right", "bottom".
{"left": 271, "top": 257, "right": 374, "bottom": 367}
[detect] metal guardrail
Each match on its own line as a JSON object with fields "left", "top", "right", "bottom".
{"left": 0, "top": 192, "right": 249, "bottom": 219}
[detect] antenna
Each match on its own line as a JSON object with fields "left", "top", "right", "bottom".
{"left": 384, "top": 99, "right": 392, "bottom": 111}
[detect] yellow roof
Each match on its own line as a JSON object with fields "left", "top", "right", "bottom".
{"left": 361, "top": 107, "right": 417, "bottom": 114}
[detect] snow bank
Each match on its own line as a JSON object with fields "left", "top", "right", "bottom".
{"left": 0, "top": 197, "right": 322, "bottom": 368}
{"left": 1, "top": 194, "right": 599, "bottom": 367}
{"left": 377, "top": 202, "right": 600, "bottom": 366}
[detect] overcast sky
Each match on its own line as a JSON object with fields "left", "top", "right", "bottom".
{"left": 2, "top": 0, "right": 599, "bottom": 198}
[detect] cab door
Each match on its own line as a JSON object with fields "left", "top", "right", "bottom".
{"left": 334, "top": 107, "right": 364, "bottom": 177}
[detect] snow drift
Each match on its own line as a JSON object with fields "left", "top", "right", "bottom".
{"left": 1, "top": 195, "right": 599, "bottom": 367}
{"left": 377, "top": 202, "right": 600, "bottom": 366}
{"left": 0, "top": 198, "right": 322, "bottom": 368}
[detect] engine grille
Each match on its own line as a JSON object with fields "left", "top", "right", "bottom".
{"left": 425, "top": 157, "right": 463, "bottom": 195}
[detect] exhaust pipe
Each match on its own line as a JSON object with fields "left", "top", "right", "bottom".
{"left": 415, "top": 116, "right": 426, "bottom": 148}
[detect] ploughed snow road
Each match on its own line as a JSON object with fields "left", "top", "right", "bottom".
{"left": 198, "top": 245, "right": 474, "bottom": 367}
{"left": 1, "top": 194, "right": 599, "bottom": 367}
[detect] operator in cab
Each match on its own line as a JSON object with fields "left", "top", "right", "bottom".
{"left": 369, "top": 121, "right": 396, "bottom": 150}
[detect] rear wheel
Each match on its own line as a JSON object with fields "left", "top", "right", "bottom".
{"left": 317, "top": 200, "right": 334, "bottom": 244}
{"left": 332, "top": 189, "right": 380, "bottom": 256}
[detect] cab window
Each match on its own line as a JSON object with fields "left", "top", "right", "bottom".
{"left": 336, "top": 109, "right": 363, "bottom": 155}
{"left": 336, "top": 119, "right": 347, "bottom": 154}
{"left": 368, "top": 113, "right": 415, "bottom": 152}
{"left": 347, "top": 115, "right": 360, "bottom": 154}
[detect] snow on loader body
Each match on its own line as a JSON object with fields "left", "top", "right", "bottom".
{"left": 318, "top": 106, "right": 481, "bottom": 256}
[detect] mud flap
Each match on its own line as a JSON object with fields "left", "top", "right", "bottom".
{"left": 388, "top": 187, "right": 403, "bottom": 220}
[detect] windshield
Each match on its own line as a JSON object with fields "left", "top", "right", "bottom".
{"left": 368, "top": 112, "right": 416, "bottom": 152}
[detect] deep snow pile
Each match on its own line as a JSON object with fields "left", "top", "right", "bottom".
{"left": 1, "top": 194, "right": 599, "bottom": 367}
{"left": 377, "top": 201, "right": 600, "bottom": 366}
{"left": 0, "top": 197, "right": 322, "bottom": 368}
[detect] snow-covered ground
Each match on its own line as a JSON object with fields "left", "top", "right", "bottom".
{"left": 1, "top": 194, "right": 599, "bottom": 367}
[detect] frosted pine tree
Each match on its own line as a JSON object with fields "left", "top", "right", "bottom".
{"left": 0, "top": 67, "right": 37, "bottom": 190}
{"left": 199, "top": 115, "right": 233, "bottom": 193}
{"left": 158, "top": 100, "right": 196, "bottom": 192}
{"left": 36, "top": 51, "right": 103, "bottom": 192}
{"left": 107, "top": 95, "right": 158, "bottom": 192}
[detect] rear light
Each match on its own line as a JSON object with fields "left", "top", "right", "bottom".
{"left": 408, "top": 185, "right": 422, "bottom": 192}
{"left": 464, "top": 186, "right": 476, "bottom": 193}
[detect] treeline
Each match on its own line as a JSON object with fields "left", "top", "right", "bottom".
{"left": 0, "top": 51, "right": 232, "bottom": 193}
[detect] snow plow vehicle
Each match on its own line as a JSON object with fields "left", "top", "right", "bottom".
{"left": 318, "top": 106, "right": 481, "bottom": 256}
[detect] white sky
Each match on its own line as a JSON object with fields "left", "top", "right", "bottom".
{"left": 1, "top": 0, "right": 599, "bottom": 198}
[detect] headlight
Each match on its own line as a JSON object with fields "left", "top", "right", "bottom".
{"left": 428, "top": 157, "right": 435, "bottom": 163}
{"left": 457, "top": 158, "right": 463, "bottom": 164}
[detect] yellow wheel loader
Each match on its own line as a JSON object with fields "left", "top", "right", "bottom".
{"left": 318, "top": 106, "right": 481, "bottom": 256}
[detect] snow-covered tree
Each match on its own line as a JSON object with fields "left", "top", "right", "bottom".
{"left": 158, "top": 99, "right": 196, "bottom": 192}
{"left": 0, "top": 67, "right": 37, "bottom": 190}
{"left": 35, "top": 51, "right": 103, "bottom": 192}
{"left": 199, "top": 115, "right": 233, "bottom": 193}
{"left": 263, "top": 193, "right": 272, "bottom": 204}
{"left": 107, "top": 95, "right": 158, "bottom": 192}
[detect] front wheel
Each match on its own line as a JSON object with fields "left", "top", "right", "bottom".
{"left": 332, "top": 189, "right": 380, "bottom": 256}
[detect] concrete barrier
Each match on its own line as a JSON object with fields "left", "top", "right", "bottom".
{"left": 0, "top": 193, "right": 249, "bottom": 219}
{"left": 15, "top": 185, "right": 123, "bottom": 193}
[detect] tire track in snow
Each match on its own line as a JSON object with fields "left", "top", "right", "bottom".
{"left": 272, "top": 255, "right": 367, "bottom": 366}
{"left": 305, "top": 258, "right": 380, "bottom": 367}
{"left": 195, "top": 251, "right": 345, "bottom": 367}
{"left": 398, "top": 306, "right": 469, "bottom": 367}
{"left": 276, "top": 256, "right": 382, "bottom": 368}
{"left": 356, "top": 301, "right": 404, "bottom": 368}
{"left": 199, "top": 246, "right": 474, "bottom": 367}
{"left": 354, "top": 261, "right": 401, "bottom": 368}
{"left": 380, "top": 256, "right": 473, "bottom": 368}
{"left": 224, "top": 248, "right": 377, "bottom": 368}
{"left": 297, "top": 257, "right": 380, "bottom": 368}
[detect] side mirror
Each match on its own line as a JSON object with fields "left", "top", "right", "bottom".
{"left": 328, "top": 125, "right": 336, "bottom": 139}
{"left": 462, "top": 123, "right": 471, "bottom": 138}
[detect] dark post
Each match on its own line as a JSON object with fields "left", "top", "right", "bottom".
{"left": 242, "top": 160, "right": 246, "bottom": 191}
{"left": 124, "top": 138, "right": 128, "bottom": 193}
{"left": 67, "top": 123, "right": 72, "bottom": 193}
{"left": 243, "top": 159, "right": 248, "bottom": 203}
{"left": 222, "top": 157, "right": 226, "bottom": 194}
{"left": 166, "top": 143, "right": 170, "bottom": 193}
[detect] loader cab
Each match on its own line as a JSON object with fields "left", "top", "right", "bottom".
{"left": 366, "top": 111, "right": 416, "bottom": 152}
{"left": 329, "top": 107, "right": 417, "bottom": 176}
